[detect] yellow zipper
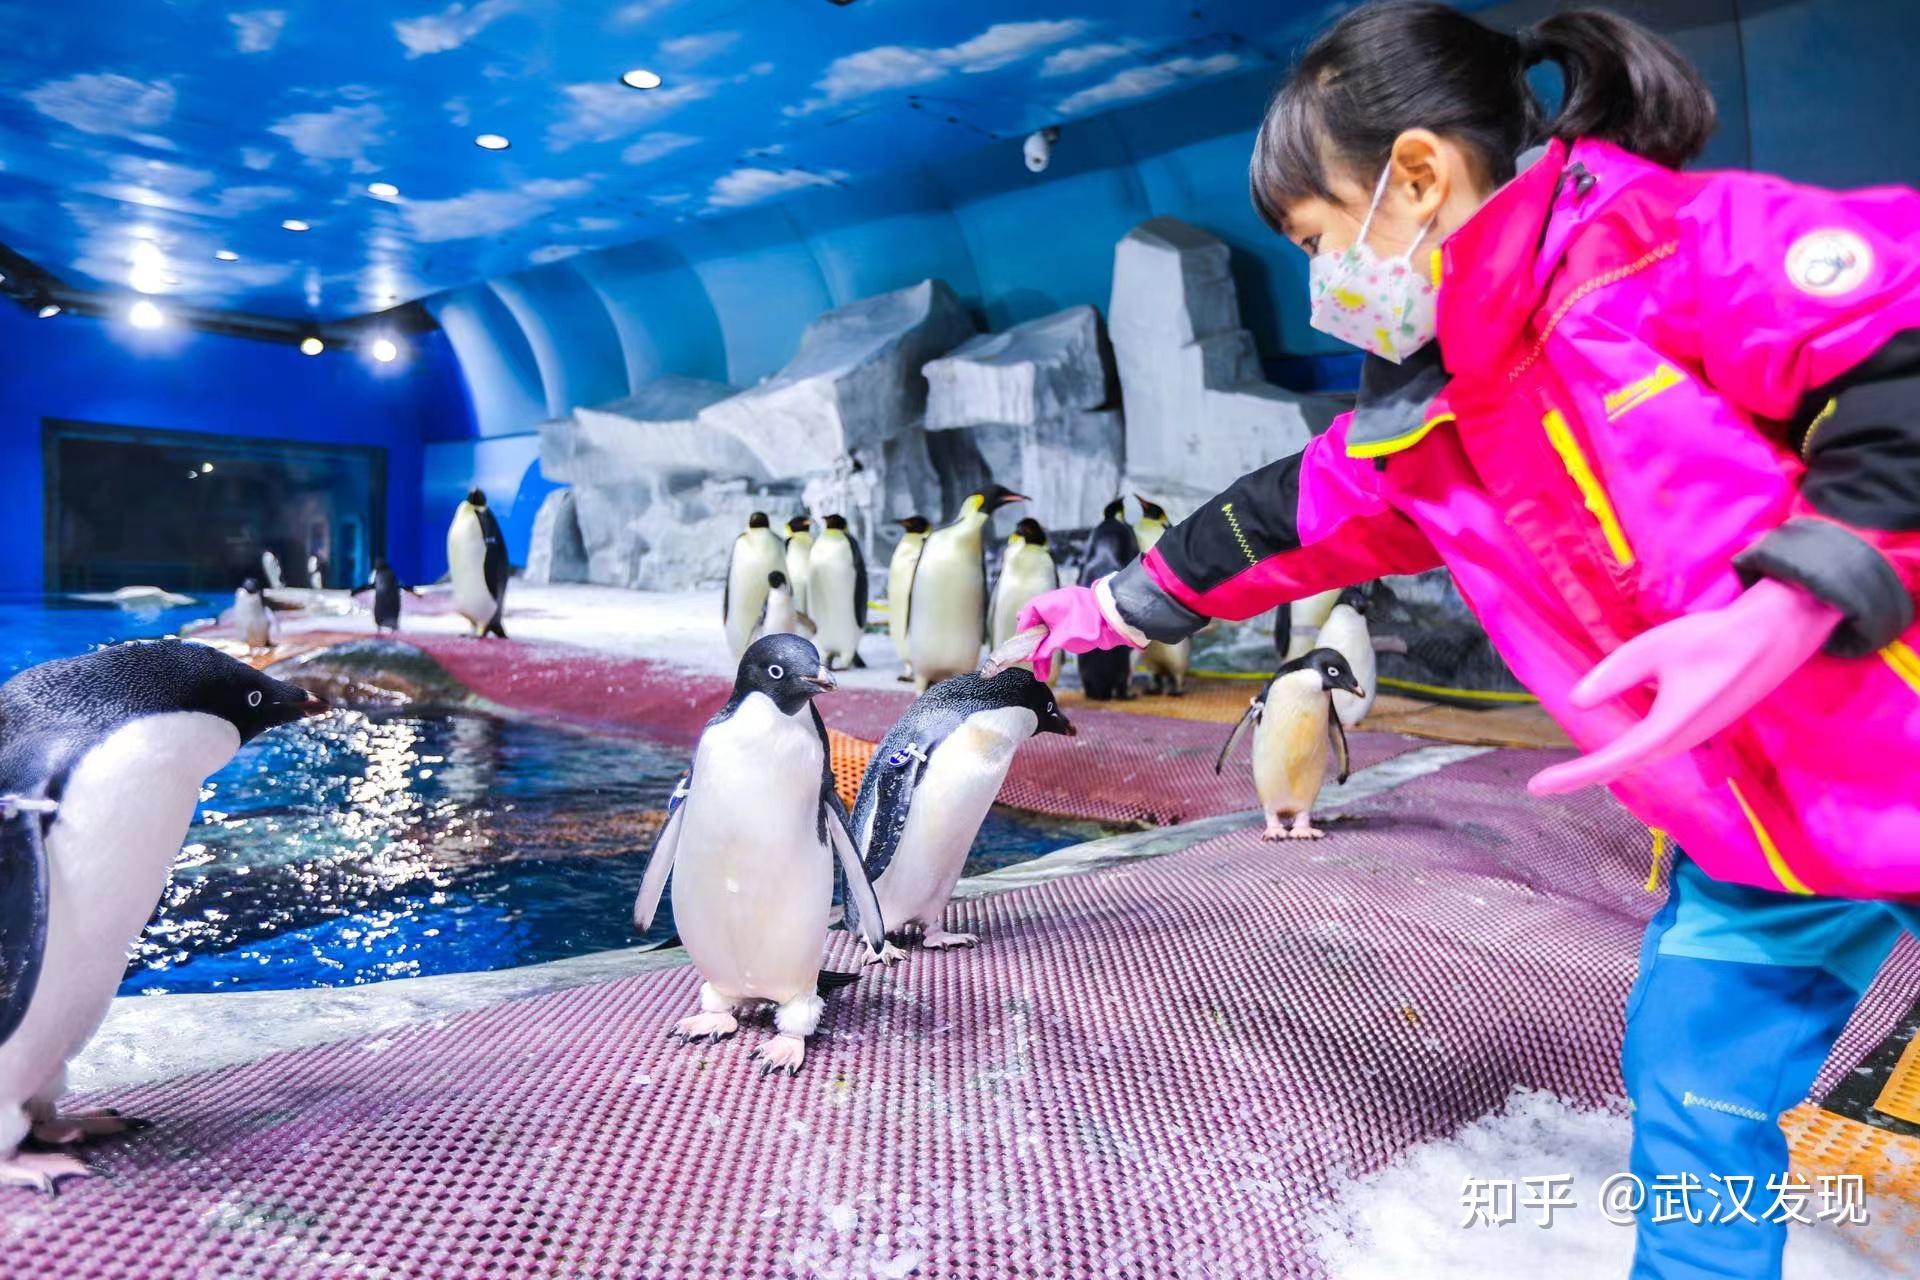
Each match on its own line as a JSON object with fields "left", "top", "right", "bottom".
{"left": 1541, "top": 409, "right": 1636, "bottom": 567}
{"left": 1801, "top": 397, "right": 1839, "bottom": 461}
{"left": 1728, "top": 780, "right": 1813, "bottom": 896}
{"left": 1644, "top": 828, "right": 1668, "bottom": 893}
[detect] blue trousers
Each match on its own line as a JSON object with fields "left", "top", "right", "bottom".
{"left": 1623, "top": 854, "right": 1916, "bottom": 1278}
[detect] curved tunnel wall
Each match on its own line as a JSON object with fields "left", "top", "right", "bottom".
{"left": 418, "top": 0, "right": 1920, "bottom": 577}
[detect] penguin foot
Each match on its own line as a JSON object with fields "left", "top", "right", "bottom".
{"left": 861, "top": 941, "right": 908, "bottom": 966}
{"left": 1285, "top": 815, "right": 1326, "bottom": 840}
{"left": 920, "top": 930, "right": 977, "bottom": 951}
{"left": 30, "top": 1110, "right": 145, "bottom": 1144}
{"left": 0, "top": 1151, "right": 94, "bottom": 1194}
{"left": 754, "top": 1034, "right": 807, "bottom": 1076}
{"left": 671, "top": 1012, "right": 739, "bottom": 1042}
{"left": 1262, "top": 816, "right": 1291, "bottom": 842}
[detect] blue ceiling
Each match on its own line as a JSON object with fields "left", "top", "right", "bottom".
{"left": 0, "top": 0, "right": 1357, "bottom": 321}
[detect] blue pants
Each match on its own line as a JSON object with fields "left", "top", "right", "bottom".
{"left": 1623, "top": 854, "right": 1916, "bottom": 1278}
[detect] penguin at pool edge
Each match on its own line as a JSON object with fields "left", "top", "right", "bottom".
{"left": 1075, "top": 498, "right": 1138, "bottom": 701}
{"left": 0, "top": 640, "right": 329, "bottom": 1191}
{"left": 448, "top": 488, "right": 509, "bottom": 639}
{"left": 1214, "top": 647, "right": 1363, "bottom": 841}
{"left": 356, "top": 559, "right": 419, "bottom": 633}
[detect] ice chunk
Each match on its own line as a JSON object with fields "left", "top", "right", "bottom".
{"left": 522, "top": 488, "right": 588, "bottom": 585}
{"left": 572, "top": 474, "right": 801, "bottom": 591}
{"left": 923, "top": 304, "right": 1111, "bottom": 430}
{"left": 542, "top": 376, "right": 750, "bottom": 485}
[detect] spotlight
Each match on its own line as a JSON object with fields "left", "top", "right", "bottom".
{"left": 371, "top": 336, "right": 399, "bottom": 363}
{"left": 1023, "top": 127, "right": 1060, "bottom": 174}
{"left": 621, "top": 68, "right": 662, "bottom": 90}
{"left": 474, "top": 133, "right": 511, "bottom": 151}
{"left": 282, "top": 218, "right": 311, "bottom": 232}
{"left": 367, "top": 181, "right": 400, "bottom": 199}
{"left": 300, "top": 336, "right": 325, "bottom": 356}
{"left": 200, "top": 462, "right": 214, "bottom": 473}
{"left": 215, "top": 249, "right": 239, "bottom": 261}
{"left": 128, "top": 299, "right": 166, "bottom": 329}
{"left": 37, "top": 304, "right": 60, "bottom": 319}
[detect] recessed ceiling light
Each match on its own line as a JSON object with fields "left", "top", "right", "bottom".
{"left": 371, "top": 336, "right": 399, "bottom": 363}
{"left": 474, "top": 133, "right": 510, "bottom": 151}
{"left": 367, "top": 181, "right": 400, "bottom": 199}
{"left": 621, "top": 68, "right": 662, "bottom": 90}
{"left": 300, "top": 336, "right": 325, "bottom": 356}
{"left": 200, "top": 462, "right": 214, "bottom": 473}
{"left": 128, "top": 299, "right": 166, "bottom": 329}
{"left": 214, "top": 249, "right": 239, "bottom": 261}
{"left": 37, "top": 304, "right": 60, "bottom": 319}
{"left": 282, "top": 218, "right": 310, "bottom": 232}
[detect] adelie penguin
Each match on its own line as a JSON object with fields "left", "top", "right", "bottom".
{"left": 723, "top": 512, "right": 786, "bottom": 661}
{"left": 886, "top": 516, "right": 930, "bottom": 684}
{"left": 634, "top": 635, "right": 887, "bottom": 1075}
{"left": 233, "top": 576, "right": 273, "bottom": 653}
{"left": 850, "top": 669, "right": 1073, "bottom": 963}
{"left": 354, "top": 559, "right": 419, "bottom": 633}
{"left": 1214, "top": 647, "right": 1364, "bottom": 841}
{"left": 1075, "top": 499, "right": 1139, "bottom": 701}
{"left": 448, "top": 488, "right": 509, "bottom": 639}
{"left": 904, "top": 485, "right": 1026, "bottom": 692}
{"left": 806, "top": 514, "right": 867, "bottom": 671}
{"left": 783, "top": 516, "right": 815, "bottom": 633}
{"left": 0, "top": 640, "right": 328, "bottom": 1191}
{"left": 1131, "top": 497, "right": 1191, "bottom": 696}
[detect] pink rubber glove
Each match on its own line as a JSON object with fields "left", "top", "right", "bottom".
{"left": 1528, "top": 579, "right": 1842, "bottom": 795}
{"left": 1011, "top": 585, "right": 1143, "bottom": 682}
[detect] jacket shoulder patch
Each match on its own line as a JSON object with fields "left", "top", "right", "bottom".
{"left": 1785, "top": 229, "right": 1873, "bottom": 298}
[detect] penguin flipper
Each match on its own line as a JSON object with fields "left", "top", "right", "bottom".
{"left": 813, "top": 707, "right": 886, "bottom": 949}
{"left": 850, "top": 533, "right": 868, "bottom": 633}
{"left": 633, "top": 778, "right": 690, "bottom": 931}
{"left": 816, "top": 968, "right": 862, "bottom": 996}
{"left": 1326, "top": 694, "right": 1352, "bottom": 785}
{"left": 0, "top": 804, "right": 51, "bottom": 1046}
{"left": 1213, "top": 698, "right": 1263, "bottom": 775}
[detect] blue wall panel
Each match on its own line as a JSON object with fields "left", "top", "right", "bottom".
{"left": 570, "top": 240, "right": 729, "bottom": 388}
{"left": 423, "top": 285, "right": 545, "bottom": 440}
{"left": 419, "top": 433, "right": 550, "bottom": 583}
{"left": 488, "top": 265, "right": 628, "bottom": 422}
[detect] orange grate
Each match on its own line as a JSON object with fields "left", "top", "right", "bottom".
{"left": 1782, "top": 1103, "right": 1920, "bottom": 1264}
{"left": 827, "top": 728, "right": 877, "bottom": 812}
{"left": 1874, "top": 1032, "right": 1920, "bottom": 1126}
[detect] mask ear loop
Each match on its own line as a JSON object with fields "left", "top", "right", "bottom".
{"left": 1357, "top": 160, "right": 1436, "bottom": 265}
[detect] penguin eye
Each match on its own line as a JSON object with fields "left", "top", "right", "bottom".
{"left": 767, "top": 664, "right": 785, "bottom": 680}
{"left": 246, "top": 690, "right": 263, "bottom": 708}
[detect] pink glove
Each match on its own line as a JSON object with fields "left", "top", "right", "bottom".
{"left": 1528, "top": 579, "right": 1842, "bottom": 795}
{"left": 1012, "top": 585, "right": 1143, "bottom": 682}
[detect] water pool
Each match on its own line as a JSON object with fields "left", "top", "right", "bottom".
{"left": 0, "top": 593, "right": 217, "bottom": 679}
{"left": 125, "top": 708, "right": 1112, "bottom": 995}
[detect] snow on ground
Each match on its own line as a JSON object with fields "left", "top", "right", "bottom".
{"left": 1311, "top": 1089, "right": 1911, "bottom": 1280}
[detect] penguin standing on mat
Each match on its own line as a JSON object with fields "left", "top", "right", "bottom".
{"left": 724, "top": 512, "right": 786, "bottom": 661}
{"left": 887, "top": 516, "right": 930, "bottom": 684}
{"left": 1076, "top": 499, "right": 1139, "bottom": 701}
{"left": 850, "top": 669, "right": 1073, "bottom": 963}
{"left": 1131, "top": 497, "right": 1192, "bottom": 696}
{"left": 233, "top": 576, "right": 273, "bottom": 653}
{"left": 989, "top": 519, "right": 1060, "bottom": 652}
{"left": 355, "top": 559, "right": 419, "bottom": 633}
{"left": 634, "top": 634, "right": 887, "bottom": 1075}
{"left": 448, "top": 488, "right": 509, "bottom": 639}
{"left": 0, "top": 640, "right": 328, "bottom": 1190}
{"left": 905, "top": 485, "right": 1026, "bottom": 692}
{"left": 1315, "top": 586, "right": 1377, "bottom": 727}
{"left": 1214, "top": 648, "right": 1363, "bottom": 841}
{"left": 807, "top": 514, "right": 867, "bottom": 671}
{"left": 783, "top": 517, "right": 815, "bottom": 634}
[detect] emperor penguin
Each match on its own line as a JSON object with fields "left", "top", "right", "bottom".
{"left": 634, "top": 634, "right": 886, "bottom": 1075}
{"left": 1315, "top": 586, "right": 1377, "bottom": 726}
{"left": 807, "top": 514, "right": 867, "bottom": 671}
{"left": 259, "top": 549, "right": 283, "bottom": 590}
{"left": 358, "top": 559, "right": 416, "bottom": 632}
{"left": 447, "top": 488, "right": 509, "bottom": 639}
{"left": 850, "top": 670, "right": 1073, "bottom": 962}
{"left": 905, "top": 485, "right": 1026, "bottom": 692}
{"left": 783, "top": 517, "right": 815, "bottom": 632}
{"left": 754, "top": 571, "right": 809, "bottom": 643}
{"left": 988, "top": 519, "right": 1060, "bottom": 682}
{"left": 1131, "top": 497, "right": 1192, "bottom": 696}
{"left": 723, "top": 512, "right": 787, "bottom": 661}
{"left": 1075, "top": 499, "right": 1139, "bottom": 701}
{"left": 1214, "top": 647, "right": 1363, "bottom": 841}
{"left": 0, "top": 640, "right": 328, "bottom": 1190}
{"left": 886, "top": 516, "right": 931, "bottom": 683}
{"left": 233, "top": 577, "right": 273, "bottom": 653}
{"left": 1282, "top": 588, "right": 1343, "bottom": 661}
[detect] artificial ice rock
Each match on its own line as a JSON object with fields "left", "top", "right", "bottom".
{"left": 540, "top": 376, "right": 747, "bottom": 486}
{"left": 522, "top": 488, "right": 588, "bottom": 585}
{"left": 1109, "top": 217, "right": 1342, "bottom": 506}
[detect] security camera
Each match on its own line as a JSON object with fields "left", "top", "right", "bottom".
{"left": 1023, "top": 127, "right": 1060, "bottom": 174}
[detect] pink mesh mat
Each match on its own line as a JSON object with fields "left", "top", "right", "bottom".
{"left": 12, "top": 746, "right": 1910, "bottom": 1278}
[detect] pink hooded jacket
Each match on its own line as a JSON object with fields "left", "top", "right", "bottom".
{"left": 1114, "top": 139, "right": 1920, "bottom": 900}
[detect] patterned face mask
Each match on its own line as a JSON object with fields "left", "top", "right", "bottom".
{"left": 1307, "top": 163, "right": 1438, "bottom": 364}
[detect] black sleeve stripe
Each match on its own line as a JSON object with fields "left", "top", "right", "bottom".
{"left": 1790, "top": 327, "right": 1920, "bottom": 453}
{"left": 1152, "top": 453, "right": 1305, "bottom": 597}
{"left": 1792, "top": 329, "right": 1920, "bottom": 533}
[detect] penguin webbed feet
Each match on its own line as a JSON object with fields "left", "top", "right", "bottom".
{"left": 754, "top": 1034, "right": 807, "bottom": 1076}
{"left": 29, "top": 1109, "right": 148, "bottom": 1145}
{"left": 669, "top": 1011, "right": 739, "bottom": 1042}
{"left": 919, "top": 929, "right": 978, "bottom": 951}
{"left": 0, "top": 1151, "right": 95, "bottom": 1195}
{"left": 860, "top": 939, "right": 908, "bottom": 967}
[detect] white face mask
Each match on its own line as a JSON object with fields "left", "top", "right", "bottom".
{"left": 1307, "top": 162, "right": 1438, "bottom": 364}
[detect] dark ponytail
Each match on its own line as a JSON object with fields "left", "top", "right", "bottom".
{"left": 1251, "top": 1, "right": 1716, "bottom": 232}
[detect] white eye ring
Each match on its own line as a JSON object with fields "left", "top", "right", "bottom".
{"left": 247, "top": 690, "right": 263, "bottom": 708}
{"left": 768, "top": 664, "right": 785, "bottom": 680}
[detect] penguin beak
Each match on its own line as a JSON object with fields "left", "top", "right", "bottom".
{"left": 1334, "top": 673, "right": 1364, "bottom": 698}
{"left": 298, "top": 690, "right": 331, "bottom": 717}
{"left": 801, "top": 671, "right": 837, "bottom": 693}
{"left": 993, "top": 492, "right": 1028, "bottom": 512}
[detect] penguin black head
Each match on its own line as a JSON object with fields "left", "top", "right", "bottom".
{"left": 17, "top": 640, "right": 331, "bottom": 746}
{"left": 736, "top": 633, "right": 835, "bottom": 715}
{"left": 897, "top": 516, "right": 931, "bottom": 535}
{"left": 1338, "top": 585, "right": 1372, "bottom": 615}
{"left": 1287, "top": 646, "right": 1363, "bottom": 697}
{"left": 823, "top": 514, "right": 849, "bottom": 532}
{"left": 932, "top": 669, "right": 1075, "bottom": 737}
{"left": 788, "top": 515, "right": 813, "bottom": 534}
{"left": 970, "top": 485, "right": 1026, "bottom": 515}
{"left": 1135, "top": 495, "right": 1169, "bottom": 523}
{"left": 748, "top": 512, "right": 771, "bottom": 529}
{"left": 768, "top": 570, "right": 788, "bottom": 589}
{"left": 239, "top": 576, "right": 262, "bottom": 595}
{"left": 1102, "top": 498, "right": 1127, "bottom": 523}
{"left": 1011, "top": 518, "right": 1048, "bottom": 547}
{"left": 466, "top": 488, "right": 488, "bottom": 508}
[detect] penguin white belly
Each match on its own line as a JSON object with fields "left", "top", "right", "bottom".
{"left": 908, "top": 537, "right": 985, "bottom": 686}
{"left": 759, "top": 590, "right": 799, "bottom": 640}
{"left": 887, "top": 539, "right": 924, "bottom": 667}
{"left": 447, "top": 512, "right": 497, "bottom": 632}
{"left": 873, "top": 709, "right": 1030, "bottom": 929}
{"left": 1251, "top": 681, "right": 1329, "bottom": 818}
{"left": 235, "top": 595, "right": 271, "bottom": 649}
{"left": 725, "top": 535, "right": 782, "bottom": 659}
{"left": 1140, "top": 637, "right": 1191, "bottom": 681}
{"left": 785, "top": 539, "right": 813, "bottom": 622}
{"left": 670, "top": 699, "right": 831, "bottom": 1004}
{"left": 808, "top": 542, "right": 860, "bottom": 668}
{"left": 990, "top": 550, "right": 1057, "bottom": 648}
{"left": 1284, "top": 588, "right": 1342, "bottom": 662}
{"left": 1317, "top": 605, "right": 1376, "bottom": 725}
{"left": 0, "top": 713, "right": 240, "bottom": 1127}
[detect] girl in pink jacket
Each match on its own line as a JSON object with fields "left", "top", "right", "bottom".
{"left": 1019, "top": 4, "right": 1920, "bottom": 1277}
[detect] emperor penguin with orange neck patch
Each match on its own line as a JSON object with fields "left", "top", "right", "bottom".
{"left": 904, "top": 486, "right": 1026, "bottom": 692}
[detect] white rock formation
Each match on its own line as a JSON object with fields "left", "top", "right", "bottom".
{"left": 922, "top": 305, "right": 1124, "bottom": 532}
{"left": 523, "top": 488, "right": 588, "bottom": 585}
{"left": 1109, "top": 217, "right": 1341, "bottom": 506}
{"left": 541, "top": 377, "right": 748, "bottom": 485}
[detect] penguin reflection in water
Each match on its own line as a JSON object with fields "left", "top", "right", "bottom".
{"left": 1215, "top": 648, "right": 1363, "bottom": 841}
{"left": 850, "top": 669, "right": 1073, "bottom": 963}
{"left": 0, "top": 641, "right": 329, "bottom": 1190}
{"left": 634, "top": 635, "right": 887, "bottom": 1075}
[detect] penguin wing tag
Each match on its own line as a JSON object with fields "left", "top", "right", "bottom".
{"left": 0, "top": 803, "right": 51, "bottom": 1045}
{"left": 1213, "top": 698, "right": 1263, "bottom": 775}
{"left": 1326, "top": 693, "right": 1352, "bottom": 785}
{"left": 634, "top": 786, "right": 690, "bottom": 932}
{"left": 981, "top": 626, "right": 1048, "bottom": 679}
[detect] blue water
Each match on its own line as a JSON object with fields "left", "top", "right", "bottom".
{"left": 0, "top": 593, "right": 218, "bottom": 679}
